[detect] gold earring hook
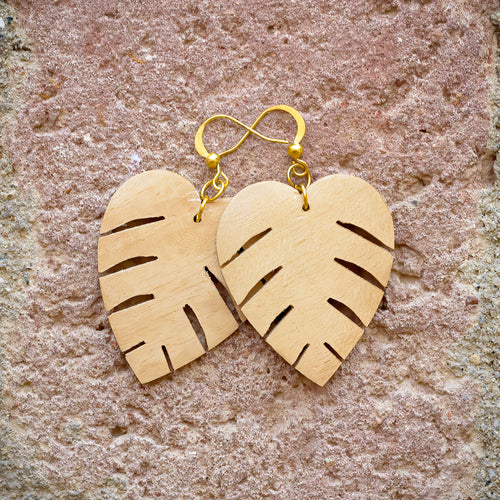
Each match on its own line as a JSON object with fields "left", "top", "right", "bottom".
{"left": 194, "top": 105, "right": 310, "bottom": 222}
{"left": 195, "top": 104, "right": 306, "bottom": 161}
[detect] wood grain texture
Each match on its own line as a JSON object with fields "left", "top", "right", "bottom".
{"left": 217, "top": 174, "right": 394, "bottom": 386}
{"left": 98, "top": 170, "right": 239, "bottom": 383}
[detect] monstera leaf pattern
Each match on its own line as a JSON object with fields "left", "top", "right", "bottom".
{"left": 217, "top": 174, "right": 394, "bottom": 386}
{"left": 98, "top": 170, "right": 239, "bottom": 383}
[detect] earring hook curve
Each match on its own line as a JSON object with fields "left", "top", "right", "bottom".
{"left": 194, "top": 104, "right": 306, "bottom": 160}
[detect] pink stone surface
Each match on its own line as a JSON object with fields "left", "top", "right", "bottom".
{"left": 1, "top": 0, "right": 498, "bottom": 498}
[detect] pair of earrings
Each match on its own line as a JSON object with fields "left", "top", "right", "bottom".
{"left": 97, "top": 105, "right": 394, "bottom": 386}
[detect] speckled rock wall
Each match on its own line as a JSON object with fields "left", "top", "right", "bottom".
{"left": 0, "top": 0, "right": 498, "bottom": 498}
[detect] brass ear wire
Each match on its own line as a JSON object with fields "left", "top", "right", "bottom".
{"left": 286, "top": 142, "right": 311, "bottom": 211}
{"left": 194, "top": 105, "right": 311, "bottom": 221}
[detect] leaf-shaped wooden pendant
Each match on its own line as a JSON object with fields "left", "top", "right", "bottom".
{"left": 98, "top": 170, "right": 239, "bottom": 383}
{"left": 217, "top": 174, "right": 394, "bottom": 386}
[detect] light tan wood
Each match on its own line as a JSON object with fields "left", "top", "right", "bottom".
{"left": 98, "top": 170, "right": 239, "bottom": 383}
{"left": 217, "top": 174, "right": 394, "bottom": 386}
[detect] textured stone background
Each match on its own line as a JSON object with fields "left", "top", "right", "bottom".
{"left": 0, "top": 0, "right": 499, "bottom": 498}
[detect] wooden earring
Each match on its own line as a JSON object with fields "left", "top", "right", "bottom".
{"left": 212, "top": 106, "right": 394, "bottom": 386}
{"left": 98, "top": 153, "right": 239, "bottom": 383}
